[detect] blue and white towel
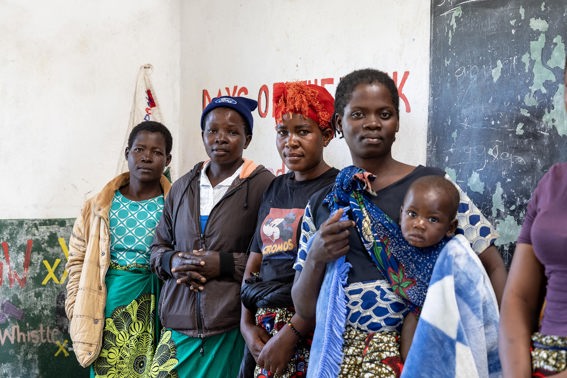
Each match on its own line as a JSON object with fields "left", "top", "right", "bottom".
{"left": 307, "top": 208, "right": 352, "bottom": 378}
{"left": 401, "top": 234, "right": 502, "bottom": 378}
{"left": 307, "top": 254, "right": 350, "bottom": 378}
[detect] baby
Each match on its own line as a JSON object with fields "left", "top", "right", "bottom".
{"left": 400, "top": 175, "right": 459, "bottom": 249}
{"left": 398, "top": 175, "right": 460, "bottom": 359}
{"left": 398, "top": 175, "right": 501, "bottom": 376}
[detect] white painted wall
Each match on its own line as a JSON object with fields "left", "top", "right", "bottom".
{"left": 0, "top": 0, "right": 181, "bottom": 219}
{"left": 179, "top": 1, "right": 431, "bottom": 177}
{"left": 1, "top": 0, "right": 429, "bottom": 219}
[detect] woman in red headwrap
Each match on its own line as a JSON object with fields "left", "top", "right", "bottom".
{"left": 239, "top": 82, "right": 337, "bottom": 378}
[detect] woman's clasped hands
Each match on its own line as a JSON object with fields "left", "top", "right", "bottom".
{"left": 171, "top": 250, "right": 221, "bottom": 291}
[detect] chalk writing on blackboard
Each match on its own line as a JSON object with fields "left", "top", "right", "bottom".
{"left": 0, "top": 219, "right": 87, "bottom": 378}
{"left": 428, "top": 0, "right": 566, "bottom": 265}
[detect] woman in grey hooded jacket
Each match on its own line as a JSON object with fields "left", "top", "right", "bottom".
{"left": 150, "top": 96, "right": 274, "bottom": 378}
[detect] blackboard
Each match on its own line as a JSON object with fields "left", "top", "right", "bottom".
{"left": 428, "top": 0, "right": 567, "bottom": 265}
{"left": 0, "top": 219, "right": 88, "bottom": 378}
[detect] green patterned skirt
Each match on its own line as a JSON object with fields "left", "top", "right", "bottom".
{"left": 91, "top": 266, "right": 160, "bottom": 377}
{"left": 150, "top": 327, "right": 244, "bottom": 378}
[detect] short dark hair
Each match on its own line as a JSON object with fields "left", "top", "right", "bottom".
{"left": 128, "top": 121, "right": 173, "bottom": 155}
{"left": 334, "top": 68, "right": 400, "bottom": 118}
{"left": 405, "top": 175, "right": 460, "bottom": 220}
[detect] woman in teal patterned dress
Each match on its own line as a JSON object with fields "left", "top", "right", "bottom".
{"left": 65, "top": 121, "right": 172, "bottom": 377}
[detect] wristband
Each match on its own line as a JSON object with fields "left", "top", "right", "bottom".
{"left": 287, "top": 321, "right": 303, "bottom": 339}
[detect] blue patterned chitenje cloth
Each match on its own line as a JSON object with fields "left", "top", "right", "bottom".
{"left": 324, "top": 166, "right": 447, "bottom": 312}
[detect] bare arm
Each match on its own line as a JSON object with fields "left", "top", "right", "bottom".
{"left": 499, "top": 242, "right": 545, "bottom": 378}
{"left": 291, "top": 209, "right": 353, "bottom": 320}
{"left": 291, "top": 259, "right": 326, "bottom": 321}
{"left": 240, "top": 252, "right": 270, "bottom": 361}
{"left": 400, "top": 312, "right": 418, "bottom": 362}
{"left": 478, "top": 245, "right": 507, "bottom": 306}
{"left": 257, "top": 312, "right": 315, "bottom": 375}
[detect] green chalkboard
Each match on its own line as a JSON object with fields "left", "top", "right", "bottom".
{"left": 0, "top": 219, "right": 88, "bottom": 378}
{"left": 428, "top": 0, "right": 567, "bottom": 265}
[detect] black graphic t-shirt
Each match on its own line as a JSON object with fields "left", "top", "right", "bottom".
{"left": 250, "top": 168, "right": 338, "bottom": 283}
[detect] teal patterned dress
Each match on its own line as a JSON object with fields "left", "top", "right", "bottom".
{"left": 91, "top": 191, "right": 164, "bottom": 377}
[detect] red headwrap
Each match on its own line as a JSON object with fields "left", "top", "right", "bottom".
{"left": 273, "top": 82, "right": 335, "bottom": 131}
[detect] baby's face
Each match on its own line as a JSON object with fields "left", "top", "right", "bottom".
{"left": 400, "top": 187, "right": 457, "bottom": 248}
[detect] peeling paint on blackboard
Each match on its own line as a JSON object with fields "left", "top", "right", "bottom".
{"left": 428, "top": 0, "right": 567, "bottom": 266}
{"left": 447, "top": 7, "right": 463, "bottom": 46}
{"left": 530, "top": 18, "right": 548, "bottom": 32}
{"left": 491, "top": 182, "right": 504, "bottom": 219}
{"left": 445, "top": 167, "right": 457, "bottom": 182}
{"left": 467, "top": 171, "right": 485, "bottom": 194}
{"left": 492, "top": 60, "right": 503, "bottom": 82}
{"left": 494, "top": 215, "right": 522, "bottom": 253}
